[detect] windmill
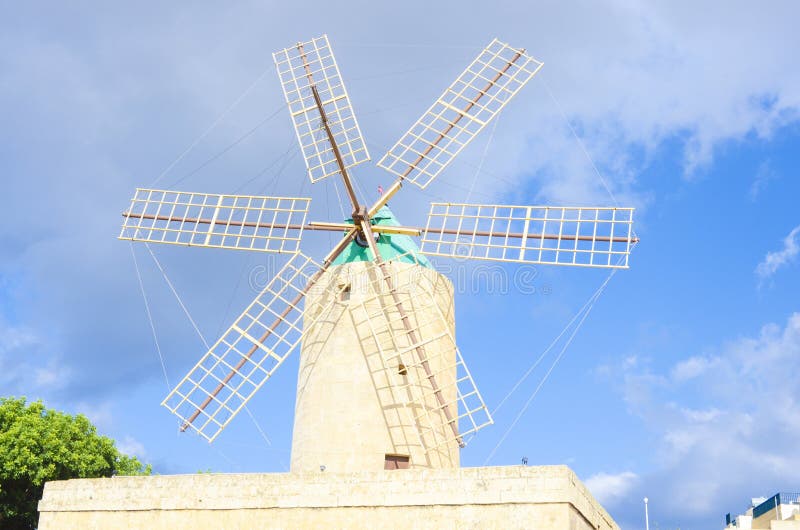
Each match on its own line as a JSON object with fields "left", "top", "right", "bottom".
{"left": 120, "top": 35, "right": 637, "bottom": 472}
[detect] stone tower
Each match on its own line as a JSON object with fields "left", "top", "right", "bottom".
{"left": 290, "top": 207, "right": 460, "bottom": 472}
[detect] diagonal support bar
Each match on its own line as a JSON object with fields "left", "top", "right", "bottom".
{"left": 173, "top": 230, "right": 358, "bottom": 436}
{"left": 400, "top": 50, "right": 523, "bottom": 181}
{"left": 273, "top": 35, "right": 369, "bottom": 183}
{"left": 297, "top": 42, "right": 361, "bottom": 214}
{"left": 378, "top": 39, "right": 543, "bottom": 189}
{"left": 358, "top": 219, "right": 465, "bottom": 447}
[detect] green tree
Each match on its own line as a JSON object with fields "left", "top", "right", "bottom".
{"left": 0, "top": 396, "right": 151, "bottom": 529}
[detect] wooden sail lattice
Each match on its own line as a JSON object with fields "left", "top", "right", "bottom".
{"left": 273, "top": 34, "right": 370, "bottom": 183}
{"left": 420, "top": 202, "right": 635, "bottom": 268}
{"left": 162, "top": 252, "right": 344, "bottom": 441}
{"left": 119, "top": 34, "right": 637, "bottom": 451}
{"left": 120, "top": 188, "right": 310, "bottom": 254}
{"left": 378, "top": 39, "right": 543, "bottom": 189}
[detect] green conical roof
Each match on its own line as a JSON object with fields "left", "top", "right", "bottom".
{"left": 331, "top": 206, "right": 432, "bottom": 269}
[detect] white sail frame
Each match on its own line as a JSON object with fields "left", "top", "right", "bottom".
{"left": 273, "top": 34, "right": 370, "bottom": 183}
{"left": 420, "top": 202, "right": 635, "bottom": 268}
{"left": 162, "top": 252, "right": 343, "bottom": 442}
{"left": 119, "top": 188, "right": 310, "bottom": 254}
{"left": 378, "top": 39, "right": 543, "bottom": 189}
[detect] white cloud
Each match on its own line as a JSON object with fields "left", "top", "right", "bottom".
{"left": 749, "top": 160, "right": 777, "bottom": 199}
{"left": 679, "top": 407, "right": 722, "bottom": 423}
{"left": 0, "top": 318, "right": 70, "bottom": 394}
{"left": 116, "top": 435, "right": 147, "bottom": 459}
{"left": 615, "top": 312, "right": 800, "bottom": 520}
{"left": 76, "top": 401, "right": 114, "bottom": 431}
{"left": 670, "top": 356, "right": 717, "bottom": 382}
{"left": 32, "top": 355, "right": 72, "bottom": 392}
{"left": 483, "top": 1, "right": 800, "bottom": 204}
{"left": 585, "top": 471, "right": 639, "bottom": 506}
{"left": 756, "top": 225, "right": 800, "bottom": 281}
{"left": 0, "top": 320, "right": 38, "bottom": 354}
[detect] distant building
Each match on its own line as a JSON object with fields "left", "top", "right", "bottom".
{"left": 725, "top": 493, "right": 800, "bottom": 529}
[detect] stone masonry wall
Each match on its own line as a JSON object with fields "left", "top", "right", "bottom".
{"left": 38, "top": 465, "right": 618, "bottom": 530}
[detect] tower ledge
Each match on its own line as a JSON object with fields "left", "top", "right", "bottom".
{"left": 39, "top": 465, "right": 618, "bottom": 529}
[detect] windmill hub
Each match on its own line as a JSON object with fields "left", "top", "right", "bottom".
{"left": 353, "top": 229, "right": 379, "bottom": 248}
{"left": 351, "top": 205, "right": 369, "bottom": 224}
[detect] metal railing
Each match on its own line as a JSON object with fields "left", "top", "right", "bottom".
{"left": 753, "top": 493, "right": 800, "bottom": 519}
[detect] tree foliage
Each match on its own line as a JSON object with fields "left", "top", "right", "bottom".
{"left": 0, "top": 397, "right": 151, "bottom": 529}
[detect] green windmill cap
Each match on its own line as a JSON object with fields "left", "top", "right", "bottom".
{"left": 331, "top": 206, "right": 433, "bottom": 269}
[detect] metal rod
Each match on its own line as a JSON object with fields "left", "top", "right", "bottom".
{"left": 401, "top": 49, "right": 524, "bottom": 179}
{"left": 123, "top": 212, "right": 316, "bottom": 232}
{"left": 368, "top": 179, "right": 403, "bottom": 216}
{"left": 180, "top": 230, "right": 357, "bottom": 432}
{"left": 121, "top": 212, "right": 638, "bottom": 244}
{"left": 310, "top": 221, "right": 419, "bottom": 236}
{"left": 310, "top": 84, "right": 360, "bottom": 212}
{"left": 418, "top": 225, "right": 639, "bottom": 244}
{"left": 296, "top": 42, "right": 361, "bottom": 214}
{"left": 358, "top": 219, "right": 465, "bottom": 448}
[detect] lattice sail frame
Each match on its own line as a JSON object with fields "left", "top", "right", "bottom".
{"left": 119, "top": 188, "right": 310, "bottom": 254}
{"left": 378, "top": 39, "right": 543, "bottom": 189}
{"left": 420, "top": 202, "right": 635, "bottom": 269}
{"left": 162, "top": 252, "right": 344, "bottom": 442}
{"left": 348, "top": 260, "right": 492, "bottom": 453}
{"left": 273, "top": 34, "right": 370, "bottom": 183}
{"left": 130, "top": 34, "right": 639, "bottom": 449}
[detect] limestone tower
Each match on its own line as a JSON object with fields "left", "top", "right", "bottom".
{"left": 290, "top": 207, "right": 460, "bottom": 472}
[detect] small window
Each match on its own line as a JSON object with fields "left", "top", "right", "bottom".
{"left": 339, "top": 284, "right": 351, "bottom": 302}
{"left": 384, "top": 454, "right": 410, "bottom": 470}
{"left": 398, "top": 363, "right": 408, "bottom": 376}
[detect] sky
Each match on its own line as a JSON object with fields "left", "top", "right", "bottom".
{"left": 1, "top": 2, "right": 799, "bottom": 528}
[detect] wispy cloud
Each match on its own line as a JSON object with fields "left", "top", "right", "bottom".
{"left": 116, "top": 435, "right": 147, "bottom": 459}
{"left": 75, "top": 401, "right": 114, "bottom": 431}
{"left": 585, "top": 471, "right": 639, "bottom": 507}
{"left": 749, "top": 160, "right": 777, "bottom": 200}
{"left": 0, "top": 320, "right": 38, "bottom": 354}
{"left": 34, "top": 361, "right": 70, "bottom": 390}
{"left": 756, "top": 225, "right": 800, "bottom": 282}
{"left": 0, "top": 318, "right": 70, "bottom": 396}
{"left": 611, "top": 312, "right": 800, "bottom": 523}
{"left": 670, "top": 356, "right": 718, "bottom": 382}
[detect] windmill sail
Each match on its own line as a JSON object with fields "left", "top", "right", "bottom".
{"left": 162, "top": 252, "right": 344, "bottom": 442}
{"left": 119, "top": 188, "right": 310, "bottom": 254}
{"left": 121, "top": 33, "right": 638, "bottom": 459}
{"left": 420, "top": 202, "right": 636, "bottom": 268}
{"left": 348, "top": 261, "right": 492, "bottom": 454}
{"left": 377, "top": 39, "right": 543, "bottom": 189}
{"left": 273, "top": 34, "right": 370, "bottom": 183}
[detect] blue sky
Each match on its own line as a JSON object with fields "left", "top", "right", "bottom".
{"left": 2, "top": 2, "right": 800, "bottom": 528}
